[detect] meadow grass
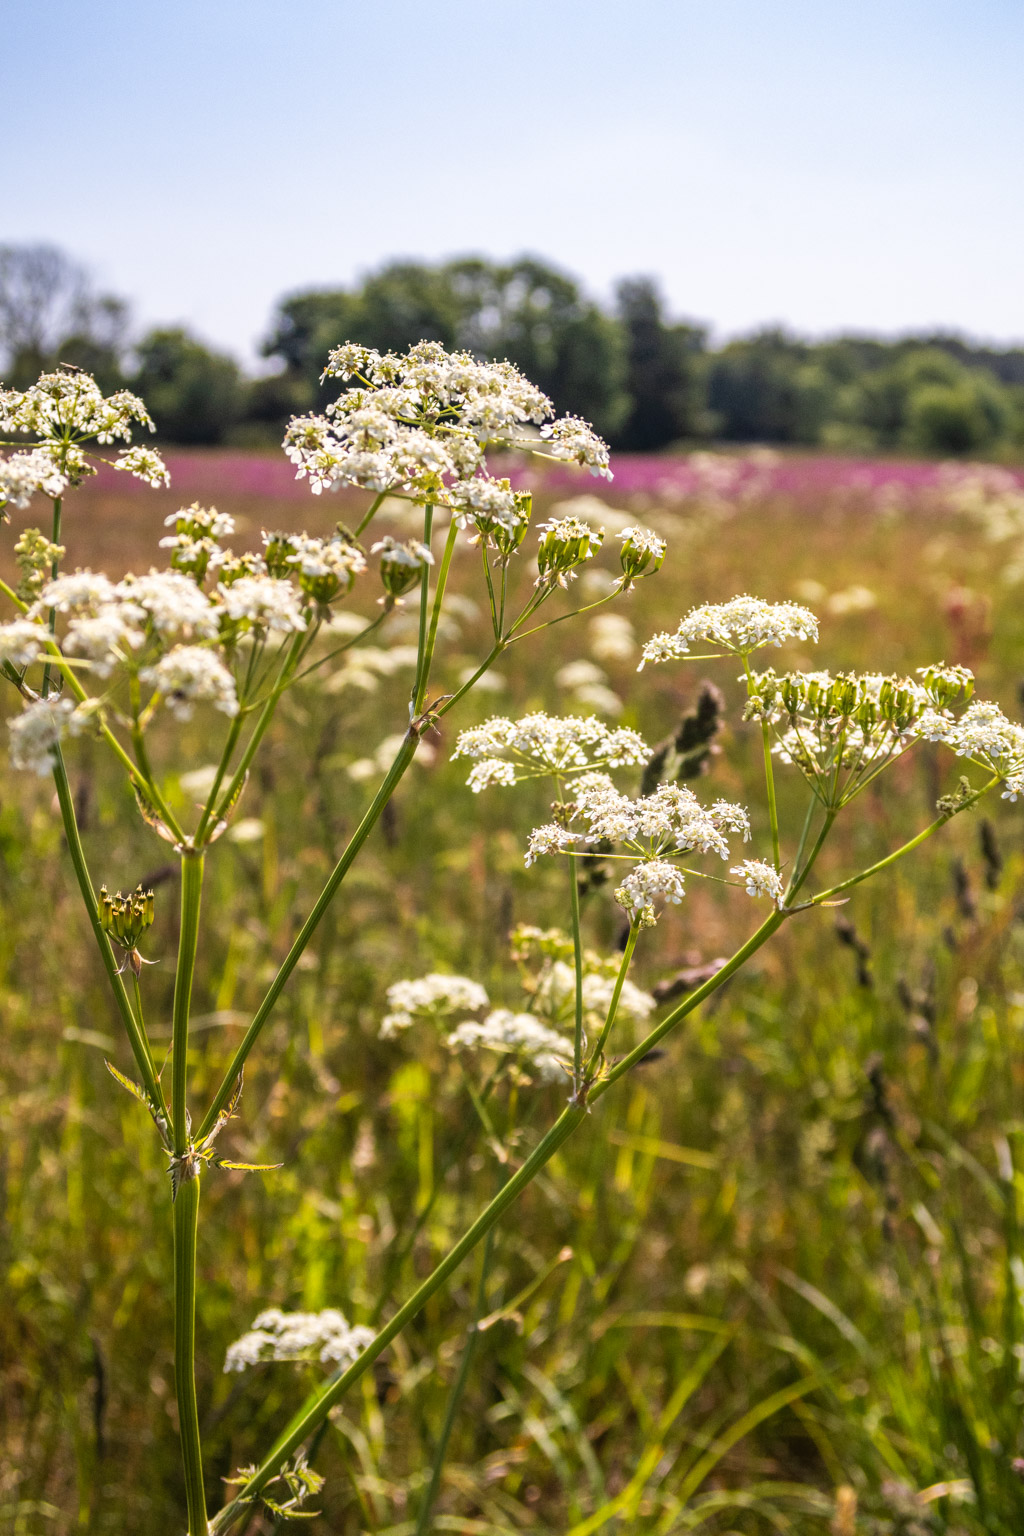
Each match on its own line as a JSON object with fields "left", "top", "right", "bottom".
{"left": 2, "top": 461, "right": 1024, "bottom": 1534}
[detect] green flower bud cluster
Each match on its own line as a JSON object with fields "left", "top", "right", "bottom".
{"left": 14, "top": 528, "right": 66, "bottom": 602}
{"left": 99, "top": 884, "right": 155, "bottom": 953}
{"left": 749, "top": 668, "right": 929, "bottom": 735}
{"left": 261, "top": 532, "right": 296, "bottom": 579}
{"left": 373, "top": 535, "right": 433, "bottom": 601}
{"left": 536, "top": 516, "right": 604, "bottom": 588}
{"left": 618, "top": 527, "right": 666, "bottom": 587}
{"left": 478, "top": 487, "right": 534, "bottom": 560}
{"left": 918, "top": 663, "right": 974, "bottom": 710}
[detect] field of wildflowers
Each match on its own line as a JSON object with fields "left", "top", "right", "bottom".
{"left": 4, "top": 374, "right": 1024, "bottom": 1536}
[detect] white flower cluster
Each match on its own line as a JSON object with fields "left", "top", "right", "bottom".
{"left": 224, "top": 1308, "right": 373, "bottom": 1372}
{"left": 141, "top": 645, "right": 239, "bottom": 720}
{"left": 525, "top": 776, "right": 750, "bottom": 868}
{"left": 8, "top": 695, "right": 90, "bottom": 775}
{"left": 453, "top": 713, "right": 651, "bottom": 789}
{"left": 0, "top": 447, "right": 69, "bottom": 509}
{"left": 217, "top": 575, "right": 308, "bottom": 634}
{"left": 0, "top": 618, "right": 49, "bottom": 668}
{"left": 615, "top": 860, "right": 687, "bottom": 926}
{"left": 282, "top": 342, "right": 610, "bottom": 545}
{"left": 753, "top": 666, "right": 989, "bottom": 805}
{"left": 532, "top": 961, "right": 655, "bottom": 1030}
{"left": 379, "top": 973, "right": 490, "bottom": 1038}
{"left": 447, "top": 1010, "right": 573, "bottom": 1084}
{"left": 916, "top": 699, "right": 1024, "bottom": 798}
{"left": 730, "top": 858, "right": 786, "bottom": 905}
{"left": 641, "top": 596, "right": 819, "bottom": 667}
{"left": 0, "top": 370, "right": 167, "bottom": 488}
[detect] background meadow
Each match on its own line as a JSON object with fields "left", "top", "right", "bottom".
{"left": 4, "top": 452, "right": 1024, "bottom": 1534}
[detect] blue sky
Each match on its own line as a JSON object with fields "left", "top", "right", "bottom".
{"left": 6, "top": 0, "right": 1022, "bottom": 362}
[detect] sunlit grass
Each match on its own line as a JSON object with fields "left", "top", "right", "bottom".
{"left": 3, "top": 464, "right": 1024, "bottom": 1533}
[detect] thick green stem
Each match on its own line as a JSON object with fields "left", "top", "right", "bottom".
{"left": 209, "top": 1106, "right": 587, "bottom": 1533}
{"left": 172, "top": 852, "right": 204, "bottom": 1155}
{"left": 197, "top": 732, "right": 419, "bottom": 1140}
{"left": 413, "top": 511, "right": 459, "bottom": 717}
{"left": 567, "top": 851, "right": 585, "bottom": 1090}
{"left": 411, "top": 503, "right": 435, "bottom": 715}
{"left": 174, "top": 1174, "right": 209, "bottom": 1535}
{"left": 51, "top": 745, "right": 167, "bottom": 1120}
{"left": 413, "top": 1227, "right": 495, "bottom": 1536}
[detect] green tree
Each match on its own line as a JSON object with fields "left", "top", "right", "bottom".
{"left": 260, "top": 256, "right": 628, "bottom": 440}
{"left": 132, "top": 328, "right": 243, "bottom": 445}
{"left": 706, "top": 330, "right": 832, "bottom": 444}
{"left": 612, "top": 277, "right": 707, "bottom": 450}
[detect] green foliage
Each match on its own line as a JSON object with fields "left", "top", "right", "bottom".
{"left": 130, "top": 327, "right": 244, "bottom": 445}
{"left": 614, "top": 277, "right": 708, "bottom": 449}
{"left": 261, "top": 256, "right": 629, "bottom": 440}
{"left": 5, "top": 470, "right": 1024, "bottom": 1532}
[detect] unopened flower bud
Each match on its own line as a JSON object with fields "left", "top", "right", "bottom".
{"left": 372, "top": 535, "right": 434, "bottom": 600}
{"left": 618, "top": 526, "right": 666, "bottom": 588}
{"left": 535, "top": 516, "right": 604, "bottom": 588}
{"left": 918, "top": 663, "right": 975, "bottom": 710}
{"left": 98, "top": 884, "right": 155, "bottom": 965}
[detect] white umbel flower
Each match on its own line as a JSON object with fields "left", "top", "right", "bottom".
{"left": 446, "top": 1010, "right": 572, "bottom": 1084}
{"left": 0, "top": 447, "right": 68, "bottom": 508}
{"left": 379, "top": 973, "right": 489, "bottom": 1038}
{"left": 224, "top": 1308, "right": 373, "bottom": 1372}
{"left": 641, "top": 596, "right": 819, "bottom": 667}
{"left": 216, "top": 575, "right": 308, "bottom": 633}
{"left": 8, "top": 695, "right": 84, "bottom": 775}
{"left": 115, "top": 571, "right": 220, "bottom": 639}
{"left": 614, "top": 860, "right": 687, "bottom": 926}
{"left": 452, "top": 712, "right": 650, "bottom": 783}
{"left": 34, "top": 570, "right": 117, "bottom": 615}
{"left": 64, "top": 606, "right": 146, "bottom": 676}
{"left": 730, "top": 859, "right": 785, "bottom": 906}
{"left": 0, "top": 618, "right": 48, "bottom": 668}
{"left": 142, "top": 646, "right": 239, "bottom": 719}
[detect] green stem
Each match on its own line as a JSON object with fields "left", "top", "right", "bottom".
{"left": 743, "top": 659, "right": 781, "bottom": 873}
{"left": 208, "top": 634, "right": 306, "bottom": 832}
{"left": 196, "top": 731, "right": 420, "bottom": 1140}
{"left": 785, "top": 809, "right": 836, "bottom": 905}
{"left": 411, "top": 503, "right": 435, "bottom": 716}
{"left": 172, "top": 852, "right": 204, "bottom": 1155}
{"left": 507, "top": 590, "right": 620, "bottom": 644}
{"left": 174, "top": 1174, "right": 209, "bottom": 1535}
{"left": 803, "top": 777, "right": 999, "bottom": 909}
{"left": 587, "top": 923, "right": 639, "bottom": 1071}
{"left": 414, "top": 512, "right": 459, "bottom": 716}
{"left": 193, "top": 714, "right": 244, "bottom": 847}
{"left": 413, "top": 1227, "right": 495, "bottom": 1536}
{"left": 761, "top": 718, "right": 781, "bottom": 872}
{"left": 51, "top": 745, "right": 168, "bottom": 1121}
{"left": 41, "top": 496, "right": 62, "bottom": 698}
{"left": 209, "top": 1105, "right": 588, "bottom": 1534}
{"left": 568, "top": 851, "right": 585, "bottom": 1091}
{"left": 591, "top": 910, "right": 787, "bottom": 1100}
{"left": 354, "top": 490, "right": 386, "bottom": 538}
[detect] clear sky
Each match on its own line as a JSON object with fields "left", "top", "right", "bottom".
{"left": 6, "top": 0, "right": 1022, "bottom": 363}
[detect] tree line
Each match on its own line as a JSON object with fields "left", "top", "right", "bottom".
{"left": 4, "top": 243, "right": 1024, "bottom": 457}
